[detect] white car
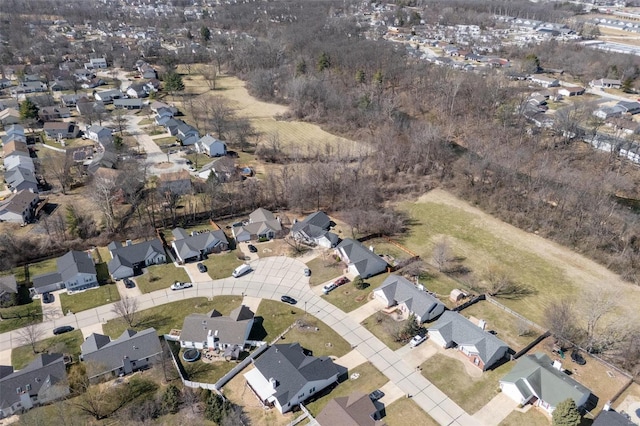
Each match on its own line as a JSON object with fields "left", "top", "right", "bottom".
{"left": 170, "top": 281, "right": 193, "bottom": 291}
{"left": 323, "top": 283, "right": 338, "bottom": 295}
{"left": 409, "top": 334, "right": 427, "bottom": 348}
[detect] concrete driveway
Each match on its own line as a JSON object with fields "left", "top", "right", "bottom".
{"left": 183, "top": 263, "right": 211, "bottom": 283}
{"left": 396, "top": 339, "right": 439, "bottom": 369}
{"left": 237, "top": 241, "right": 259, "bottom": 262}
{"left": 334, "top": 349, "right": 367, "bottom": 369}
{"left": 41, "top": 290, "right": 64, "bottom": 320}
{"left": 347, "top": 298, "right": 386, "bottom": 323}
{"left": 115, "top": 278, "right": 143, "bottom": 298}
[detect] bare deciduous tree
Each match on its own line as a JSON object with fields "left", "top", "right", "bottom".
{"left": 544, "top": 299, "right": 578, "bottom": 342}
{"left": 432, "top": 238, "right": 452, "bottom": 272}
{"left": 111, "top": 296, "right": 139, "bottom": 328}
{"left": 17, "top": 321, "right": 45, "bottom": 354}
{"left": 42, "top": 152, "right": 73, "bottom": 195}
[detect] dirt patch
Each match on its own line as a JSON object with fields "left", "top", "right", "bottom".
{"left": 417, "top": 189, "right": 640, "bottom": 320}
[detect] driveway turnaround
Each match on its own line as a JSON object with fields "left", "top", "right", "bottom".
{"left": 0, "top": 256, "right": 486, "bottom": 425}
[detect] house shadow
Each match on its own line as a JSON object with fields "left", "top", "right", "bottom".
{"left": 302, "top": 365, "right": 350, "bottom": 404}
{"left": 247, "top": 316, "right": 268, "bottom": 341}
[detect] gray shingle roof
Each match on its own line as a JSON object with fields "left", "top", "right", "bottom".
{"left": 171, "top": 228, "right": 228, "bottom": 261}
{"left": 253, "top": 343, "right": 342, "bottom": 407}
{"left": 0, "top": 275, "right": 17, "bottom": 295}
{"left": 250, "top": 208, "right": 276, "bottom": 223}
{"left": 80, "top": 329, "right": 161, "bottom": 378}
{"left": 336, "top": 239, "right": 388, "bottom": 278}
{"left": 180, "top": 306, "right": 254, "bottom": 346}
{"left": 303, "top": 212, "right": 331, "bottom": 230}
{"left": 377, "top": 275, "right": 444, "bottom": 322}
{"left": 107, "top": 239, "right": 164, "bottom": 274}
{"left": 593, "top": 410, "right": 636, "bottom": 426}
{"left": 58, "top": 250, "right": 96, "bottom": 282}
{"left": 500, "top": 353, "right": 591, "bottom": 409}
{"left": 428, "top": 311, "right": 508, "bottom": 366}
{"left": 32, "top": 272, "right": 62, "bottom": 290}
{"left": 0, "top": 354, "right": 68, "bottom": 413}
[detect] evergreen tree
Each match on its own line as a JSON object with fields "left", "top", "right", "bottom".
{"left": 353, "top": 275, "right": 366, "bottom": 290}
{"left": 204, "top": 393, "right": 226, "bottom": 423}
{"left": 200, "top": 25, "right": 211, "bottom": 42}
{"left": 373, "top": 70, "right": 383, "bottom": 85}
{"left": 552, "top": 398, "right": 581, "bottom": 426}
{"left": 355, "top": 70, "right": 365, "bottom": 84}
{"left": 295, "top": 60, "right": 307, "bottom": 77}
{"left": 164, "top": 72, "right": 185, "bottom": 95}
{"left": 317, "top": 52, "right": 331, "bottom": 72}
{"left": 19, "top": 98, "right": 39, "bottom": 120}
{"left": 162, "top": 384, "right": 181, "bottom": 414}
{"left": 622, "top": 77, "right": 634, "bottom": 94}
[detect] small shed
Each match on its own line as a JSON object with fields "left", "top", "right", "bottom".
{"left": 450, "top": 289, "right": 466, "bottom": 303}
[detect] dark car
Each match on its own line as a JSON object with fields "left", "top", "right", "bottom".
{"left": 571, "top": 350, "right": 586, "bottom": 365}
{"left": 281, "top": 295, "right": 297, "bottom": 305}
{"left": 197, "top": 262, "right": 207, "bottom": 273}
{"left": 53, "top": 325, "right": 74, "bottom": 335}
{"left": 123, "top": 278, "right": 135, "bottom": 288}
{"left": 334, "top": 276, "right": 350, "bottom": 286}
{"left": 369, "top": 389, "right": 385, "bottom": 401}
{"left": 248, "top": 244, "right": 258, "bottom": 253}
{"left": 42, "top": 293, "right": 54, "bottom": 304}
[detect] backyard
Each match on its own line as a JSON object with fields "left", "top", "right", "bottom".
{"left": 135, "top": 263, "right": 191, "bottom": 294}
{"left": 103, "top": 296, "right": 241, "bottom": 338}
{"left": 60, "top": 284, "right": 121, "bottom": 314}
{"left": 420, "top": 353, "right": 513, "bottom": 414}
{"left": 11, "top": 329, "right": 83, "bottom": 370}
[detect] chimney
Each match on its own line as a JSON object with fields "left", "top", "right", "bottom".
{"left": 208, "top": 329, "right": 212, "bottom": 336}
{"left": 214, "top": 330, "right": 219, "bottom": 337}
{"left": 126, "top": 239, "right": 132, "bottom": 246}
{"left": 603, "top": 402, "right": 611, "bottom": 411}
{"left": 477, "top": 320, "right": 486, "bottom": 330}
{"left": 369, "top": 245, "right": 375, "bottom": 253}
{"left": 269, "top": 377, "right": 277, "bottom": 389}
{"left": 552, "top": 360, "right": 562, "bottom": 371}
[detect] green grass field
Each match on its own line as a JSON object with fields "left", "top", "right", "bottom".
{"left": 397, "top": 199, "right": 576, "bottom": 324}
{"left": 420, "top": 354, "right": 513, "bottom": 414}
{"left": 202, "top": 251, "right": 244, "bottom": 280}
{"left": 135, "top": 264, "right": 191, "bottom": 294}
{"left": 59, "top": 284, "right": 121, "bottom": 314}
{"left": 12, "top": 330, "right": 83, "bottom": 370}
{"left": 0, "top": 301, "right": 42, "bottom": 333}
{"left": 306, "top": 256, "right": 343, "bottom": 286}
{"left": 304, "top": 362, "right": 389, "bottom": 416}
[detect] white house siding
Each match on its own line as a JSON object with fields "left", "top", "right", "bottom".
{"left": 0, "top": 211, "right": 25, "bottom": 223}
{"left": 66, "top": 272, "right": 98, "bottom": 292}
{"left": 274, "top": 376, "right": 338, "bottom": 413}
{"left": 428, "top": 331, "right": 448, "bottom": 348}
{"left": 317, "top": 236, "right": 333, "bottom": 248}
{"left": 500, "top": 382, "right": 526, "bottom": 404}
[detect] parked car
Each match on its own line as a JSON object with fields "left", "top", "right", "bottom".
{"left": 248, "top": 244, "right": 258, "bottom": 253}
{"left": 42, "top": 293, "right": 54, "bottom": 304}
{"left": 369, "top": 389, "right": 385, "bottom": 401}
{"left": 281, "top": 295, "right": 297, "bottom": 305}
{"left": 123, "top": 278, "right": 135, "bottom": 288}
{"left": 409, "top": 334, "right": 427, "bottom": 348}
{"left": 304, "top": 268, "right": 311, "bottom": 277}
{"left": 334, "top": 276, "right": 350, "bottom": 286}
{"left": 571, "top": 350, "right": 586, "bottom": 365}
{"left": 197, "top": 262, "right": 207, "bottom": 273}
{"left": 171, "top": 281, "right": 193, "bottom": 291}
{"left": 53, "top": 325, "right": 74, "bottom": 335}
{"left": 232, "top": 264, "right": 252, "bottom": 278}
{"left": 323, "top": 283, "right": 338, "bottom": 295}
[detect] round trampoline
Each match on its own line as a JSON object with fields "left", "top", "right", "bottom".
{"left": 182, "top": 349, "right": 201, "bottom": 362}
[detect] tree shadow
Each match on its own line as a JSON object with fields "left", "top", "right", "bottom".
{"left": 493, "top": 284, "right": 537, "bottom": 300}
{"left": 137, "top": 314, "right": 172, "bottom": 330}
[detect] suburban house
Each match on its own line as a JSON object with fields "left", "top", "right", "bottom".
{"left": 179, "top": 305, "right": 255, "bottom": 351}
{"left": 61, "top": 94, "right": 81, "bottom": 107}
{"left": 85, "top": 125, "right": 113, "bottom": 144}
{"left": 590, "top": 78, "right": 622, "bottom": 89}
{"left": 31, "top": 250, "right": 98, "bottom": 295}
{"left": 0, "top": 354, "right": 70, "bottom": 418}
{"left": 4, "top": 124, "right": 25, "bottom": 140}
{"left": 38, "top": 106, "right": 70, "bottom": 121}
{"left": 3, "top": 140, "right": 30, "bottom": 157}
{"left": 593, "top": 408, "right": 636, "bottom": 426}
{"left": 42, "top": 122, "right": 80, "bottom": 140}
{"left": 93, "top": 89, "right": 123, "bottom": 103}
{"left": 150, "top": 101, "right": 176, "bottom": 114}
{"left": 428, "top": 311, "right": 509, "bottom": 370}
{"left": 107, "top": 239, "right": 166, "bottom": 280}
{"left": 374, "top": 275, "right": 445, "bottom": 323}
{"left": 10, "top": 81, "right": 47, "bottom": 95}
{"left": 197, "top": 157, "right": 239, "bottom": 182}
{"left": 316, "top": 392, "right": 386, "bottom": 426}
{"left": 0, "top": 189, "right": 40, "bottom": 225}
{"left": 529, "top": 75, "right": 559, "bottom": 88}
{"left": 113, "top": 98, "right": 143, "bottom": 110}
{"left": 196, "top": 135, "right": 227, "bottom": 157}
{"left": 617, "top": 101, "right": 640, "bottom": 115}
{"left": 84, "top": 57, "right": 107, "bottom": 69}
{"left": 0, "top": 108, "right": 20, "bottom": 126}
{"left": 558, "top": 86, "right": 584, "bottom": 97}
{"left": 232, "top": 208, "right": 283, "bottom": 242}
{"left": 126, "top": 83, "right": 148, "bottom": 99}
{"left": 171, "top": 227, "right": 229, "bottom": 263}
{"left": 593, "top": 105, "right": 626, "bottom": 120}
{"left": 290, "top": 211, "right": 339, "bottom": 248}
{"left": 4, "top": 155, "right": 34, "bottom": 173}
{"left": 163, "top": 118, "right": 181, "bottom": 136}
{"left": 80, "top": 328, "right": 162, "bottom": 382}
{"left": 5, "top": 167, "right": 39, "bottom": 193}
{"left": 244, "top": 343, "right": 345, "bottom": 413}
{"left": 76, "top": 98, "right": 105, "bottom": 117}
{"left": 500, "top": 352, "right": 592, "bottom": 414}
{"left": 335, "top": 239, "right": 388, "bottom": 278}
{"left": 0, "top": 275, "right": 17, "bottom": 305}
{"left": 176, "top": 122, "right": 200, "bottom": 146}
{"left": 157, "top": 170, "right": 192, "bottom": 195}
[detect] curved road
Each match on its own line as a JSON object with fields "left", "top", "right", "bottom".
{"left": 0, "top": 256, "right": 481, "bottom": 425}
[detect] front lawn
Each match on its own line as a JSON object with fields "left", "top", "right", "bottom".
{"left": 0, "top": 301, "right": 42, "bottom": 333}
{"left": 135, "top": 263, "right": 191, "bottom": 293}
{"left": 420, "top": 353, "right": 513, "bottom": 414}
{"left": 323, "top": 273, "right": 390, "bottom": 313}
{"left": 385, "top": 398, "right": 440, "bottom": 426}
{"left": 361, "top": 312, "right": 414, "bottom": 351}
{"left": 304, "top": 362, "right": 389, "bottom": 416}
{"left": 499, "top": 409, "right": 550, "bottom": 426}
{"left": 184, "top": 152, "right": 211, "bottom": 169}
{"left": 12, "top": 330, "right": 83, "bottom": 370}
{"left": 202, "top": 251, "right": 244, "bottom": 280}
{"left": 60, "top": 284, "right": 121, "bottom": 314}
{"left": 253, "top": 299, "right": 302, "bottom": 342}
{"left": 283, "top": 316, "right": 351, "bottom": 358}
{"left": 306, "top": 255, "right": 343, "bottom": 286}
{"left": 103, "top": 296, "right": 241, "bottom": 338}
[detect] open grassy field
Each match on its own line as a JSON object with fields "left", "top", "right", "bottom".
{"left": 323, "top": 272, "right": 390, "bottom": 313}
{"left": 420, "top": 353, "right": 513, "bottom": 414}
{"left": 385, "top": 398, "right": 440, "bottom": 426}
{"left": 103, "top": 296, "right": 241, "bottom": 338}
{"left": 135, "top": 263, "right": 191, "bottom": 294}
{"left": 59, "top": 284, "right": 121, "bottom": 314}
{"left": 12, "top": 329, "right": 83, "bottom": 370}
{"left": 397, "top": 189, "right": 640, "bottom": 326}
{"left": 499, "top": 409, "right": 550, "bottom": 426}
{"left": 304, "top": 362, "right": 389, "bottom": 416}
